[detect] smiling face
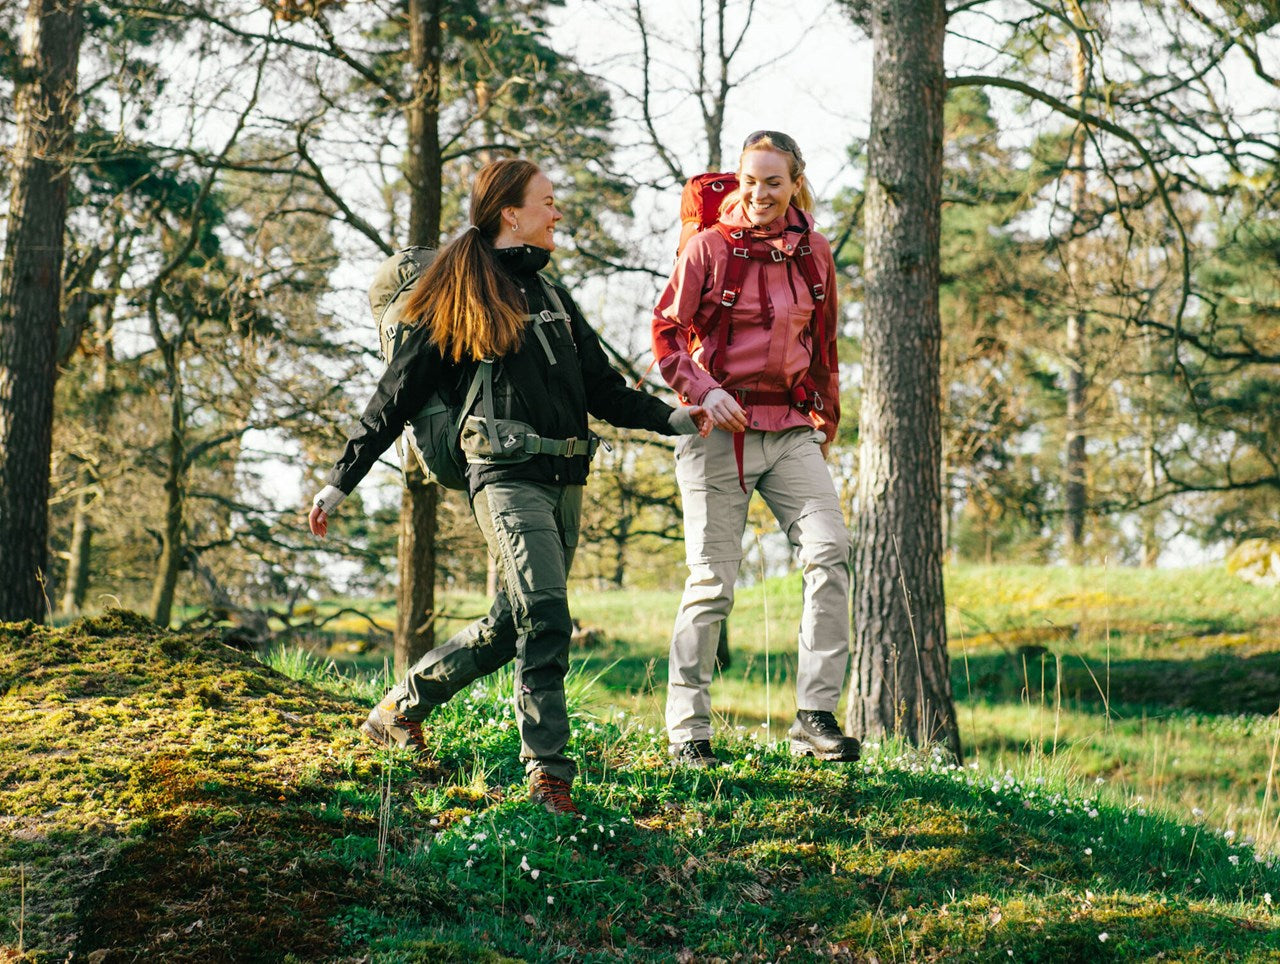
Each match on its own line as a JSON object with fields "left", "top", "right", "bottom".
{"left": 503, "top": 172, "right": 563, "bottom": 251}
{"left": 738, "top": 148, "right": 800, "bottom": 227}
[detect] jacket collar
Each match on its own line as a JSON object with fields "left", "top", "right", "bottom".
{"left": 720, "top": 201, "right": 815, "bottom": 239}
{"left": 494, "top": 244, "right": 551, "bottom": 277}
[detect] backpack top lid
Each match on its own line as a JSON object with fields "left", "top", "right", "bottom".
{"left": 677, "top": 172, "right": 738, "bottom": 257}
{"left": 368, "top": 245, "right": 437, "bottom": 355}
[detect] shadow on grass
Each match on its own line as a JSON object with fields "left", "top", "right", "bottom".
{"left": 955, "top": 649, "right": 1280, "bottom": 716}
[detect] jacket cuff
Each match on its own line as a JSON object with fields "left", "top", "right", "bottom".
{"left": 667, "top": 407, "right": 699, "bottom": 435}
{"left": 312, "top": 485, "right": 347, "bottom": 514}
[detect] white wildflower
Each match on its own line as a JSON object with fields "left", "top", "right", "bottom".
{"left": 1099, "top": 933, "right": 1109, "bottom": 943}
{"left": 520, "top": 855, "right": 531, "bottom": 872}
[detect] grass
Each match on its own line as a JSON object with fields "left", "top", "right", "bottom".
{"left": 3, "top": 563, "right": 1280, "bottom": 959}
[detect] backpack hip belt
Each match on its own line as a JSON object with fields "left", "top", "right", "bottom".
{"left": 732, "top": 385, "right": 823, "bottom": 413}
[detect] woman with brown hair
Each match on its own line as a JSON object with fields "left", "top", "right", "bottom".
{"left": 653, "top": 131, "right": 860, "bottom": 768}
{"left": 309, "top": 158, "right": 709, "bottom": 815}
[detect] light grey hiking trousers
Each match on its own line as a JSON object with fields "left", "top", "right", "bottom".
{"left": 381, "top": 481, "right": 582, "bottom": 784}
{"left": 666, "top": 427, "right": 852, "bottom": 744}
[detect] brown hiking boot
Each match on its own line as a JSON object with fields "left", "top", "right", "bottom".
{"left": 360, "top": 698, "right": 429, "bottom": 755}
{"left": 529, "top": 772, "right": 582, "bottom": 816}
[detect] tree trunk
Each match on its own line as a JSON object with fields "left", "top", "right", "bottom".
{"left": 395, "top": 475, "right": 438, "bottom": 676}
{"left": 60, "top": 471, "right": 92, "bottom": 614}
{"left": 848, "top": 0, "right": 960, "bottom": 758}
{"left": 395, "top": 0, "right": 443, "bottom": 676}
{"left": 1064, "top": 25, "right": 1089, "bottom": 564}
{"left": 0, "top": 0, "right": 83, "bottom": 622}
{"left": 149, "top": 367, "right": 186, "bottom": 627}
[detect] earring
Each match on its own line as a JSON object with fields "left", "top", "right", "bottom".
{"left": 511, "top": 219, "right": 519, "bottom": 231}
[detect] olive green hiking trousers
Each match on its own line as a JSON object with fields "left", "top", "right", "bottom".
{"left": 382, "top": 481, "right": 582, "bottom": 784}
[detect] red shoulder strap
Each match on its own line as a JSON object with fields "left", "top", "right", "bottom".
{"left": 785, "top": 212, "right": 831, "bottom": 367}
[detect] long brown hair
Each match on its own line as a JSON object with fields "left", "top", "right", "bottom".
{"left": 403, "top": 159, "right": 538, "bottom": 361}
{"left": 736, "top": 130, "right": 815, "bottom": 213}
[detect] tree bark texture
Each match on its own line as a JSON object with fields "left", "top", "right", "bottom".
{"left": 849, "top": 0, "right": 960, "bottom": 757}
{"left": 60, "top": 468, "right": 92, "bottom": 614}
{"left": 1064, "top": 27, "right": 1089, "bottom": 563}
{"left": 0, "top": 0, "right": 83, "bottom": 622}
{"left": 395, "top": 476, "right": 438, "bottom": 677}
{"left": 149, "top": 356, "right": 186, "bottom": 627}
{"left": 395, "top": 0, "right": 443, "bottom": 675}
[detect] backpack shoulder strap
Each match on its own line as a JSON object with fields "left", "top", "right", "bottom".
{"left": 457, "top": 358, "right": 500, "bottom": 454}
{"left": 526, "top": 277, "right": 575, "bottom": 365}
{"left": 787, "top": 221, "right": 831, "bottom": 366}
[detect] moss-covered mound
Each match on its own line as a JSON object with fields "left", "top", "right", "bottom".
{"left": 0, "top": 610, "right": 429, "bottom": 962}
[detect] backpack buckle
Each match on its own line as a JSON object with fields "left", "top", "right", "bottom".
{"left": 731, "top": 247, "right": 750, "bottom": 259}
{"left": 812, "top": 282, "right": 826, "bottom": 301}
{"left": 720, "top": 289, "right": 738, "bottom": 307}
{"left": 770, "top": 248, "right": 785, "bottom": 262}
{"left": 798, "top": 244, "right": 812, "bottom": 256}
{"left": 730, "top": 229, "right": 745, "bottom": 239}
{"left": 539, "top": 310, "right": 556, "bottom": 323}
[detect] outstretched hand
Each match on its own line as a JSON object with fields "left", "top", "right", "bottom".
{"left": 687, "top": 405, "right": 714, "bottom": 437}
{"left": 308, "top": 505, "right": 328, "bottom": 537}
{"left": 701, "top": 388, "right": 748, "bottom": 433}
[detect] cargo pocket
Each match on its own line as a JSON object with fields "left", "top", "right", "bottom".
{"left": 488, "top": 503, "right": 568, "bottom": 604}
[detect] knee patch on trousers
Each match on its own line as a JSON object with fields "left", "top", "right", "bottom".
{"left": 786, "top": 508, "right": 852, "bottom": 571}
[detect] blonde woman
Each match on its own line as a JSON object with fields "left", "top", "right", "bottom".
{"left": 653, "top": 131, "right": 859, "bottom": 767}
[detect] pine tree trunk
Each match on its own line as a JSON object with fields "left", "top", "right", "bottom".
{"left": 848, "top": 0, "right": 960, "bottom": 758}
{"left": 0, "top": 0, "right": 83, "bottom": 622}
{"left": 61, "top": 471, "right": 92, "bottom": 614}
{"left": 395, "top": 475, "right": 437, "bottom": 676}
{"left": 395, "top": 0, "right": 443, "bottom": 675}
{"left": 1064, "top": 26, "right": 1089, "bottom": 564}
{"left": 149, "top": 379, "right": 185, "bottom": 627}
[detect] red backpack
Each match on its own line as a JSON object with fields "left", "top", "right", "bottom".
{"left": 678, "top": 171, "right": 739, "bottom": 256}
{"left": 669, "top": 171, "right": 832, "bottom": 377}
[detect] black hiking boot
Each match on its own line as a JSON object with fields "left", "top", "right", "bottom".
{"left": 360, "top": 698, "right": 430, "bottom": 756}
{"left": 788, "top": 710, "right": 861, "bottom": 762}
{"left": 668, "top": 739, "right": 723, "bottom": 768}
{"left": 529, "top": 772, "right": 582, "bottom": 816}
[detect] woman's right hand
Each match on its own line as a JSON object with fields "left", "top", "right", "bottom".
{"left": 701, "top": 388, "right": 749, "bottom": 432}
{"left": 308, "top": 505, "right": 328, "bottom": 537}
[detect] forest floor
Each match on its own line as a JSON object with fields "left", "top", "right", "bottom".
{"left": 4, "top": 564, "right": 1280, "bottom": 960}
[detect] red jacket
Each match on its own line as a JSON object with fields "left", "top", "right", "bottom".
{"left": 652, "top": 202, "right": 841, "bottom": 442}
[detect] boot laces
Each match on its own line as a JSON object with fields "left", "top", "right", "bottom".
{"left": 532, "top": 774, "right": 580, "bottom": 815}
{"left": 806, "top": 710, "right": 844, "bottom": 737}
{"left": 395, "top": 715, "right": 428, "bottom": 752}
